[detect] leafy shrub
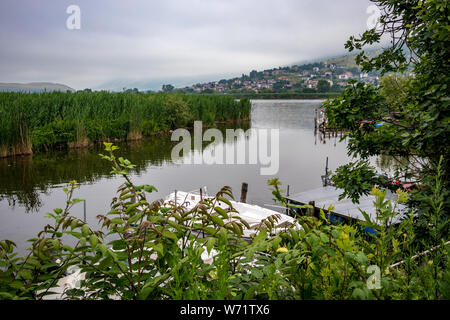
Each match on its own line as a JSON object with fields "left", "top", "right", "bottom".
{"left": 0, "top": 144, "right": 447, "bottom": 300}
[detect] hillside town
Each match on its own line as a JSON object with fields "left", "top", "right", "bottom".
{"left": 179, "top": 60, "right": 381, "bottom": 94}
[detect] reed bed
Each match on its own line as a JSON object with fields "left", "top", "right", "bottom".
{"left": 0, "top": 91, "right": 251, "bottom": 157}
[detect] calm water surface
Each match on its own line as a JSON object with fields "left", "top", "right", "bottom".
{"left": 0, "top": 99, "right": 353, "bottom": 254}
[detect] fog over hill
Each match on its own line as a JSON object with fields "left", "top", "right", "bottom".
{"left": 0, "top": 82, "right": 75, "bottom": 93}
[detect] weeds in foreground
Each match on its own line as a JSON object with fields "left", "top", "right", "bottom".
{"left": 0, "top": 144, "right": 448, "bottom": 300}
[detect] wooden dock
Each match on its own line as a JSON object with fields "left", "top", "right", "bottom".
{"left": 314, "top": 108, "right": 346, "bottom": 135}
{"left": 286, "top": 186, "right": 407, "bottom": 226}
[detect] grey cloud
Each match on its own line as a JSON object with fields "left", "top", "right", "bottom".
{"left": 0, "top": 0, "right": 375, "bottom": 90}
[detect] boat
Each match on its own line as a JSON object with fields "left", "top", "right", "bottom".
{"left": 40, "top": 188, "right": 296, "bottom": 299}
{"left": 164, "top": 189, "right": 299, "bottom": 238}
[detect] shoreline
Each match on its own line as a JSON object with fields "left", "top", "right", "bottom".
{"left": 0, "top": 118, "right": 252, "bottom": 159}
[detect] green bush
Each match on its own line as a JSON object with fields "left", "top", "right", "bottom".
{"left": 0, "top": 144, "right": 447, "bottom": 300}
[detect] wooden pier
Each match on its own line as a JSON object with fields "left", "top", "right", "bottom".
{"left": 314, "top": 108, "right": 346, "bottom": 135}
{"left": 286, "top": 185, "right": 407, "bottom": 228}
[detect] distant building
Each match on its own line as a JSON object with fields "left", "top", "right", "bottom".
{"left": 338, "top": 72, "right": 353, "bottom": 80}
{"left": 272, "top": 70, "right": 285, "bottom": 75}
{"left": 306, "top": 80, "right": 319, "bottom": 89}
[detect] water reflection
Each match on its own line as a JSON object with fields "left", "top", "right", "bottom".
{"left": 3, "top": 99, "right": 362, "bottom": 255}
{"left": 0, "top": 121, "right": 250, "bottom": 212}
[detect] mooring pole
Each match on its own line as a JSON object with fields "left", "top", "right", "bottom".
{"left": 240, "top": 182, "right": 248, "bottom": 203}
{"left": 325, "top": 157, "right": 329, "bottom": 187}
{"left": 286, "top": 185, "right": 290, "bottom": 216}
{"left": 314, "top": 108, "right": 318, "bottom": 130}
{"left": 308, "top": 201, "right": 315, "bottom": 217}
{"left": 83, "top": 200, "right": 87, "bottom": 265}
{"left": 83, "top": 200, "right": 86, "bottom": 223}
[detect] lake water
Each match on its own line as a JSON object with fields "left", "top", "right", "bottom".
{"left": 0, "top": 99, "right": 354, "bottom": 254}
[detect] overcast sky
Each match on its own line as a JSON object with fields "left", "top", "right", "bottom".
{"left": 0, "top": 0, "right": 377, "bottom": 90}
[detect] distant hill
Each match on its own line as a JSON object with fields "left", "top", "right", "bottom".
{"left": 322, "top": 49, "right": 383, "bottom": 69}
{"left": 180, "top": 49, "right": 384, "bottom": 94}
{"left": 0, "top": 82, "right": 75, "bottom": 93}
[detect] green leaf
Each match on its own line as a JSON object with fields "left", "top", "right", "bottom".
{"left": 110, "top": 218, "right": 124, "bottom": 225}
{"left": 89, "top": 235, "right": 98, "bottom": 249}
{"left": 210, "top": 215, "right": 224, "bottom": 226}
{"left": 125, "top": 203, "right": 141, "bottom": 215}
{"left": 205, "top": 237, "right": 216, "bottom": 254}
{"left": 81, "top": 224, "right": 90, "bottom": 237}
{"left": 162, "top": 230, "right": 178, "bottom": 241}
{"left": 153, "top": 243, "right": 164, "bottom": 255}
{"left": 18, "top": 269, "right": 33, "bottom": 280}
{"left": 144, "top": 185, "right": 158, "bottom": 193}
{"left": 217, "top": 197, "right": 232, "bottom": 208}
{"left": 355, "top": 251, "right": 369, "bottom": 265}
{"left": 253, "top": 229, "right": 267, "bottom": 242}
{"left": 52, "top": 239, "right": 60, "bottom": 250}
{"left": 128, "top": 213, "right": 144, "bottom": 224}
{"left": 252, "top": 268, "right": 263, "bottom": 279}
{"left": 139, "top": 273, "right": 171, "bottom": 300}
{"left": 214, "top": 206, "right": 229, "bottom": 219}
{"left": 98, "top": 244, "right": 109, "bottom": 257}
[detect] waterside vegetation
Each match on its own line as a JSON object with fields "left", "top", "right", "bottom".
{"left": 0, "top": 144, "right": 448, "bottom": 300}
{"left": 0, "top": 92, "right": 251, "bottom": 157}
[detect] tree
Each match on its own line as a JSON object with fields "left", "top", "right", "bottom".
{"left": 162, "top": 84, "right": 174, "bottom": 92}
{"left": 323, "top": 0, "right": 450, "bottom": 243}
{"left": 317, "top": 79, "right": 331, "bottom": 92}
{"left": 164, "top": 94, "right": 192, "bottom": 128}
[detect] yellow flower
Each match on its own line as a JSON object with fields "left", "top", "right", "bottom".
{"left": 276, "top": 246, "right": 288, "bottom": 253}
{"left": 428, "top": 260, "right": 433, "bottom": 265}
{"left": 371, "top": 186, "right": 379, "bottom": 196}
{"left": 340, "top": 232, "right": 349, "bottom": 240}
{"left": 208, "top": 270, "right": 218, "bottom": 280}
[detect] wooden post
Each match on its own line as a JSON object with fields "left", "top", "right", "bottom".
{"left": 314, "top": 108, "right": 318, "bottom": 130}
{"left": 83, "top": 200, "right": 87, "bottom": 265}
{"left": 175, "top": 190, "right": 177, "bottom": 207}
{"left": 83, "top": 200, "right": 86, "bottom": 223}
{"left": 308, "top": 201, "right": 315, "bottom": 217}
{"left": 200, "top": 188, "right": 203, "bottom": 201}
{"left": 286, "top": 185, "right": 290, "bottom": 216}
{"left": 240, "top": 182, "right": 248, "bottom": 203}
{"left": 325, "top": 156, "right": 329, "bottom": 187}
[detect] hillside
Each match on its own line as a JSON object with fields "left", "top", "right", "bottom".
{"left": 179, "top": 51, "right": 381, "bottom": 95}
{"left": 0, "top": 82, "right": 75, "bottom": 93}
{"left": 324, "top": 49, "right": 383, "bottom": 69}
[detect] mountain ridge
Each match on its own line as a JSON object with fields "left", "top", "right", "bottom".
{"left": 0, "top": 82, "right": 75, "bottom": 93}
